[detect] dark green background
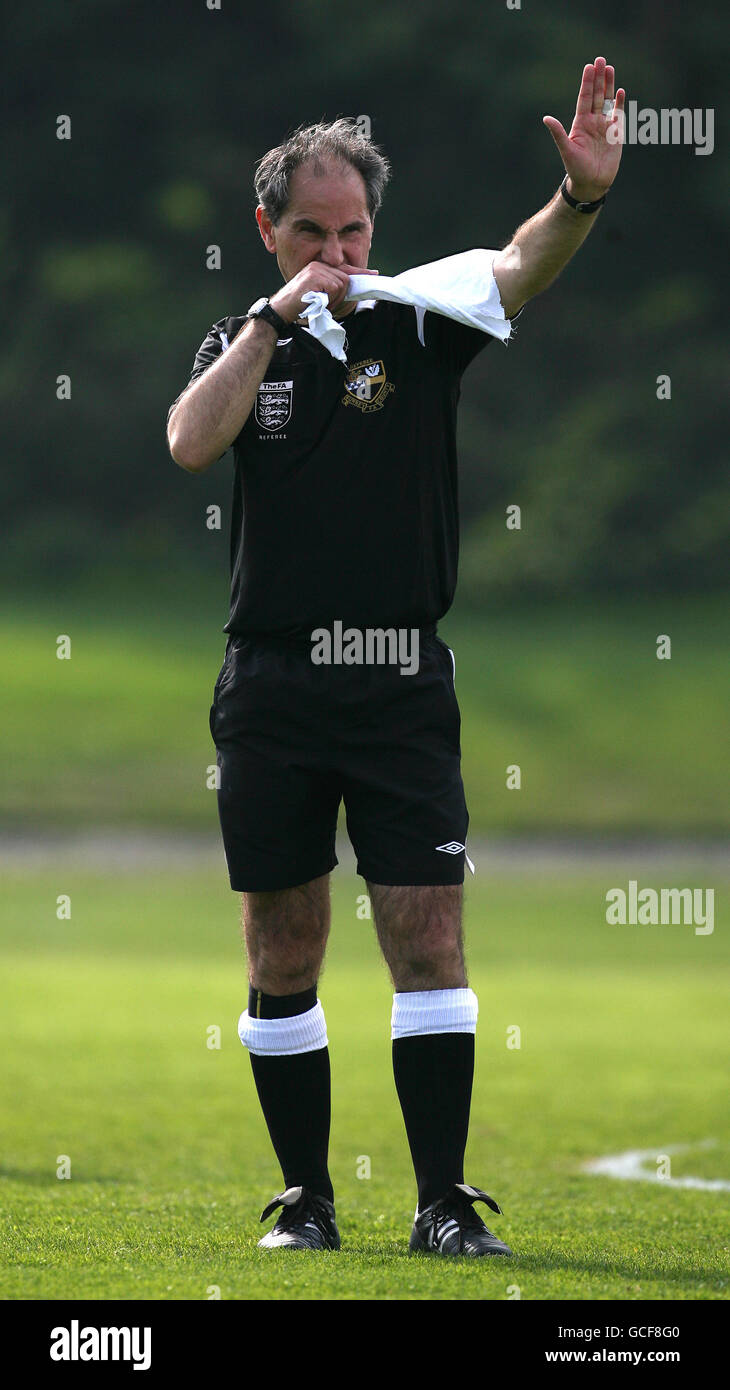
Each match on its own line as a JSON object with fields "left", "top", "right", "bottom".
{"left": 5, "top": 0, "right": 727, "bottom": 605}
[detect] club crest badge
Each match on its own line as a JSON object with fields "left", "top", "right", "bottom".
{"left": 342, "top": 359, "right": 395, "bottom": 413}
{"left": 255, "top": 379, "right": 293, "bottom": 432}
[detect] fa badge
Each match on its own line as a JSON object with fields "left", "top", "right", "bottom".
{"left": 342, "top": 359, "right": 395, "bottom": 413}
{"left": 255, "top": 379, "right": 293, "bottom": 432}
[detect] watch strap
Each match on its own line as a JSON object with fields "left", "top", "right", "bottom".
{"left": 559, "top": 174, "right": 606, "bottom": 214}
{"left": 248, "top": 301, "right": 289, "bottom": 337}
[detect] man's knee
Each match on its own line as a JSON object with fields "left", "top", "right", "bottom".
{"left": 242, "top": 874, "right": 331, "bottom": 993}
{"left": 367, "top": 882, "right": 466, "bottom": 991}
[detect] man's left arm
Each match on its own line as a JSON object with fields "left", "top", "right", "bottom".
{"left": 493, "top": 55, "right": 625, "bottom": 320}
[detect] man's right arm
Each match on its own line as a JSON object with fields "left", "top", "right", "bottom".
{"left": 167, "top": 316, "right": 279, "bottom": 474}
{"left": 167, "top": 261, "right": 378, "bottom": 474}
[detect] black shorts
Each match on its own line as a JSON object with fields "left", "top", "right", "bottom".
{"left": 208, "top": 629, "right": 469, "bottom": 892}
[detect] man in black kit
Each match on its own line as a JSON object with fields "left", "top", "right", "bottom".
{"left": 167, "top": 57, "right": 623, "bottom": 1256}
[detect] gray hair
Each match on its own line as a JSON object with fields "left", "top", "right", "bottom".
{"left": 254, "top": 117, "right": 391, "bottom": 225}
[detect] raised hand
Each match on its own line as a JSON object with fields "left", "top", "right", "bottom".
{"left": 543, "top": 56, "right": 625, "bottom": 203}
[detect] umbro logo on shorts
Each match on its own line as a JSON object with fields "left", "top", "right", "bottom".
{"left": 435, "top": 842, "right": 476, "bottom": 875}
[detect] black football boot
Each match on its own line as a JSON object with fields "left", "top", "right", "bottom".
{"left": 257, "top": 1186, "right": 341, "bottom": 1250}
{"left": 410, "top": 1183, "right": 513, "bottom": 1256}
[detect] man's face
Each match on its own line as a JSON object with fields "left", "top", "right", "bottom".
{"left": 257, "top": 159, "right": 373, "bottom": 318}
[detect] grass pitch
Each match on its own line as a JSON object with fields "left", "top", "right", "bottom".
{"left": 2, "top": 592, "right": 727, "bottom": 835}
{"left": 1, "top": 861, "right": 728, "bottom": 1301}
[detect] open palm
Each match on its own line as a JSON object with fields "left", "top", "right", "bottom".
{"left": 543, "top": 56, "right": 625, "bottom": 201}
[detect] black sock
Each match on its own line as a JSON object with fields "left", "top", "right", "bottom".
{"left": 248, "top": 984, "right": 317, "bottom": 1019}
{"left": 392, "top": 1032, "right": 475, "bottom": 1210}
{"left": 247, "top": 987, "right": 334, "bottom": 1204}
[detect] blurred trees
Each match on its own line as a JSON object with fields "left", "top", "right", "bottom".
{"left": 4, "top": 0, "right": 727, "bottom": 602}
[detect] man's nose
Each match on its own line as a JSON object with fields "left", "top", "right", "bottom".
{"left": 318, "top": 232, "right": 346, "bottom": 265}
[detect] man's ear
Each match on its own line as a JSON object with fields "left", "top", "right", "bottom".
{"left": 256, "top": 205, "right": 277, "bottom": 254}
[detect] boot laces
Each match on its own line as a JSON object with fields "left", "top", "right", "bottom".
{"left": 429, "top": 1188, "right": 489, "bottom": 1252}
{"left": 274, "top": 1190, "right": 333, "bottom": 1241}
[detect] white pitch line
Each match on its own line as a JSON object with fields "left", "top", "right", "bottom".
{"left": 583, "top": 1141, "right": 730, "bottom": 1192}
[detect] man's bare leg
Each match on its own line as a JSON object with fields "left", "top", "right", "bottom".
{"left": 367, "top": 882, "right": 465, "bottom": 991}
{"left": 242, "top": 873, "right": 331, "bottom": 993}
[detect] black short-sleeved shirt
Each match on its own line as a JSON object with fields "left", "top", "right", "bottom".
{"left": 170, "top": 300, "right": 502, "bottom": 639}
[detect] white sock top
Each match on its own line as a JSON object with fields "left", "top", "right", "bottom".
{"left": 391, "top": 987, "right": 478, "bottom": 1040}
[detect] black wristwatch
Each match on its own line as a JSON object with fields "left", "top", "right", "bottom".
{"left": 559, "top": 174, "right": 607, "bottom": 214}
{"left": 246, "top": 296, "right": 290, "bottom": 337}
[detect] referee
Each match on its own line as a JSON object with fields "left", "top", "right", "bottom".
{"left": 167, "top": 58, "right": 623, "bottom": 1257}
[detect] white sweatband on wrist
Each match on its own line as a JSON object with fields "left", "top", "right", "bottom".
{"left": 391, "top": 987, "right": 478, "bottom": 1040}
{"left": 238, "top": 1001, "right": 328, "bottom": 1056}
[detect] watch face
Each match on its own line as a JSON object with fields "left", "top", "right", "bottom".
{"left": 247, "top": 297, "right": 268, "bottom": 316}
